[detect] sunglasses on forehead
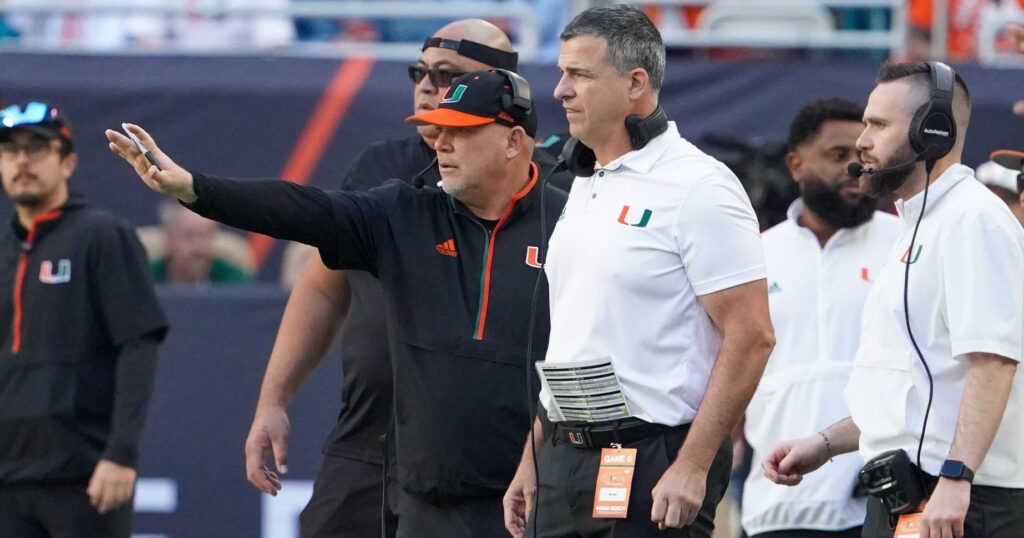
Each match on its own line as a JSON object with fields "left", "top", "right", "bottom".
{"left": 407, "top": 65, "right": 467, "bottom": 88}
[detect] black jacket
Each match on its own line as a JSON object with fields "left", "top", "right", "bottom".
{"left": 326, "top": 135, "right": 572, "bottom": 465}
{"left": 188, "top": 164, "right": 566, "bottom": 500}
{"left": 0, "top": 195, "right": 168, "bottom": 483}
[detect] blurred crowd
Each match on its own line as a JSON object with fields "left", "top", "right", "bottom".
{"left": 1, "top": 0, "right": 1023, "bottom": 64}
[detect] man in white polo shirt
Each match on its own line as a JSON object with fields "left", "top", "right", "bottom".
{"left": 741, "top": 98, "right": 899, "bottom": 538}
{"left": 503, "top": 5, "right": 775, "bottom": 538}
{"left": 762, "top": 61, "right": 1024, "bottom": 538}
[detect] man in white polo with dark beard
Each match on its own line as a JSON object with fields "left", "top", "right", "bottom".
{"left": 741, "top": 98, "right": 898, "bottom": 538}
{"left": 762, "top": 61, "right": 1024, "bottom": 538}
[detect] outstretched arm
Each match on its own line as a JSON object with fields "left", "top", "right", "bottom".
{"left": 106, "top": 124, "right": 197, "bottom": 202}
{"left": 107, "top": 124, "right": 354, "bottom": 259}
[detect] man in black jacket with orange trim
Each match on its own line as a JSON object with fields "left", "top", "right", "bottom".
{"left": 0, "top": 102, "right": 168, "bottom": 538}
{"left": 108, "top": 70, "right": 565, "bottom": 537}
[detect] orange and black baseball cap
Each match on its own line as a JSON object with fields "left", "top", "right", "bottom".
{"left": 991, "top": 149, "right": 1024, "bottom": 172}
{"left": 990, "top": 149, "right": 1024, "bottom": 194}
{"left": 406, "top": 69, "right": 537, "bottom": 138}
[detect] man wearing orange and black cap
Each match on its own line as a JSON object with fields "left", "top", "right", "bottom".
{"left": 0, "top": 102, "right": 167, "bottom": 538}
{"left": 108, "top": 70, "right": 567, "bottom": 537}
{"left": 240, "top": 19, "right": 569, "bottom": 538}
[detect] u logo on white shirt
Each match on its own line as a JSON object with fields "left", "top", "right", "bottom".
{"left": 617, "top": 206, "right": 652, "bottom": 228}
{"left": 900, "top": 245, "right": 923, "bottom": 264}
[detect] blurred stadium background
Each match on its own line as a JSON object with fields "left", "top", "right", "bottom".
{"left": 1, "top": 1, "right": 1022, "bottom": 537}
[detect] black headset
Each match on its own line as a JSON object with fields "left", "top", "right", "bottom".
{"left": 489, "top": 68, "right": 537, "bottom": 137}
{"left": 903, "top": 60, "right": 960, "bottom": 482}
{"left": 560, "top": 105, "right": 669, "bottom": 177}
{"left": 909, "top": 61, "right": 957, "bottom": 162}
{"left": 494, "top": 68, "right": 532, "bottom": 115}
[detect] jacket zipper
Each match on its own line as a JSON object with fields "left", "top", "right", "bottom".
{"left": 471, "top": 222, "right": 492, "bottom": 340}
{"left": 12, "top": 210, "right": 63, "bottom": 354}
{"left": 470, "top": 163, "right": 540, "bottom": 340}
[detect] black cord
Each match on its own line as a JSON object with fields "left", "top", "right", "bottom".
{"left": 524, "top": 158, "right": 566, "bottom": 538}
{"left": 411, "top": 157, "right": 439, "bottom": 189}
{"left": 380, "top": 432, "right": 389, "bottom": 538}
{"left": 904, "top": 159, "right": 936, "bottom": 476}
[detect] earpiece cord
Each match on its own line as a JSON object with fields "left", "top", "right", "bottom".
{"left": 905, "top": 159, "right": 936, "bottom": 478}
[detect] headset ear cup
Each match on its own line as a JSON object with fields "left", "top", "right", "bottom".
{"left": 560, "top": 137, "right": 597, "bottom": 178}
{"left": 909, "top": 104, "right": 928, "bottom": 155}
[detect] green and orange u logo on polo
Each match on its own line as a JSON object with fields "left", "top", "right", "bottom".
{"left": 617, "top": 205, "right": 652, "bottom": 228}
{"left": 900, "top": 245, "right": 922, "bottom": 264}
{"left": 442, "top": 85, "right": 467, "bottom": 103}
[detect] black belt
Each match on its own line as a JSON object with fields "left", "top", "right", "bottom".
{"left": 553, "top": 417, "right": 681, "bottom": 449}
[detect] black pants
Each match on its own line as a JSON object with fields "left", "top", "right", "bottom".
{"left": 300, "top": 453, "right": 397, "bottom": 538}
{"left": 0, "top": 482, "right": 133, "bottom": 538}
{"left": 526, "top": 425, "right": 732, "bottom": 538}
{"left": 862, "top": 479, "right": 1024, "bottom": 538}
{"left": 751, "top": 528, "right": 862, "bottom": 538}
{"left": 389, "top": 485, "right": 506, "bottom": 538}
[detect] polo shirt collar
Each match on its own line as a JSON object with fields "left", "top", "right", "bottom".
{"left": 894, "top": 163, "right": 971, "bottom": 223}
{"left": 597, "top": 121, "right": 678, "bottom": 175}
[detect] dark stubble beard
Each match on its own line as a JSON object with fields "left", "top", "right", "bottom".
{"left": 800, "top": 174, "right": 877, "bottom": 229}
{"left": 860, "top": 141, "right": 918, "bottom": 198}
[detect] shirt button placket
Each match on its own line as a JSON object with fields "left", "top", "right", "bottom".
{"left": 585, "top": 170, "right": 605, "bottom": 213}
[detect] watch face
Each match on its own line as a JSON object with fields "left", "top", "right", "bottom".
{"left": 941, "top": 460, "right": 965, "bottom": 477}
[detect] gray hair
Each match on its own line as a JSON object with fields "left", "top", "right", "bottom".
{"left": 560, "top": 4, "right": 666, "bottom": 94}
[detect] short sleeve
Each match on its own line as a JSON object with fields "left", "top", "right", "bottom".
{"left": 675, "top": 171, "right": 766, "bottom": 296}
{"left": 942, "top": 210, "right": 1024, "bottom": 362}
{"left": 89, "top": 220, "right": 168, "bottom": 346}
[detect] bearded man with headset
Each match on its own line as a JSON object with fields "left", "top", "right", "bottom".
{"left": 762, "top": 61, "right": 1024, "bottom": 538}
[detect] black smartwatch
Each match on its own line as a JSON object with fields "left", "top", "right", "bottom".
{"left": 939, "top": 460, "right": 975, "bottom": 484}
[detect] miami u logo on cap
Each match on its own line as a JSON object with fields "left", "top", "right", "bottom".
{"left": 441, "top": 85, "right": 467, "bottom": 104}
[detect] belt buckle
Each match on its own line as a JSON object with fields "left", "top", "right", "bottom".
{"left": 565, "top": 425, "right": 592, "bottom": 447}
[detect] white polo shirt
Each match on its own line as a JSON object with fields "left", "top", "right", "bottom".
{"left": 541, "top": 122, "right": 766, "bottom": 426}
{"left": 844, "top": 164, "right": 1024, "bottom": 487}
{"left": 742, "top": 201, "right": 898, "bottom": 535}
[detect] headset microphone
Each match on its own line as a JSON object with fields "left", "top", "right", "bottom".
{"left": 847, "top": 157, "right": 921, "bottom": 177}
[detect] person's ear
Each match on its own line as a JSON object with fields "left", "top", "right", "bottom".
{"left": 506, "top": 127, "right": 528, "bottom": 160}
{"left": 627, "top": 68, "right": 650, "bottom": 101}
{"left": 786, "top": 151, "right": 802, "bottom": 184}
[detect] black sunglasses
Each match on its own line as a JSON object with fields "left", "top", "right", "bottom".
{"left": 408, "top": 65, "right": 467, "bottom": 88}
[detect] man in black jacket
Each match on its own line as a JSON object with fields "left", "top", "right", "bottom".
{"left": 108, "top": 70, "right": 565, "bottom": 538}
{"left": 0, "top": 102, "right": 168, "bottom": 538}
{"left": 240, "top": 18, "right": 569, "bottom": 538}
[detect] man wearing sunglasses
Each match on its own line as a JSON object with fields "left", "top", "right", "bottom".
{"left": 0, "top": 103, "right": 168, "bottom": 538}
{"left": 109, "top": 68, "right": 566, "bottom": 538}
{"left": 243, "top": 19, "right": 569, "bottom": 538}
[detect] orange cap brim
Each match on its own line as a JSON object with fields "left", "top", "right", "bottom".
{"left": 991, "top": 149, "right": 1024, "bottom": 171}
{"left": 405, "top": 108, "right": 495, "bottom": 128}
